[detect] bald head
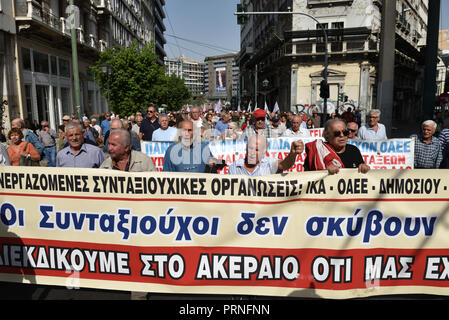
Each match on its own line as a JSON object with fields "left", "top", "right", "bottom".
{"left": 110, "top": 118, "right": 124, "bottom": 130}
{"left": 246, "top": 135, "right": 268, "bottom": 166}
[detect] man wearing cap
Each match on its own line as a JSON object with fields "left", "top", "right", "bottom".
{"left": 241, "top": 109, "right": 276, "bottom": 140}
{"left": 62, "top": 115, "right": 71, "bottom": 123}
{"left": 311, "top": 108, "right": 321, "bottom": 128}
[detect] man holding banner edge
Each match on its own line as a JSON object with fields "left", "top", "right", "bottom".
{"left": 304, "top": 119, "right": 370, "bottom": 175}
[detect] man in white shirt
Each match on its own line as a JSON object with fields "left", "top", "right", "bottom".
{"left": 190, "top": 106, "right": 203, "bottom": 129}
{"left": 357, "top": 109, "right": 388, "bottom": 140}
{"left": 228, "top": 135, "right": 304, "bottom": 176}
{"left": 152, "top": 114, "right": 178, "bottom": 141}
{"left": 90, "top": 118, "right": 102, "bottom": 138}
{"left": 283, "top": 115, "right": 311, "bottom": 137}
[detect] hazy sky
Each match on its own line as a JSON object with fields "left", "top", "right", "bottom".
{"left": 163, "top": 0, "right": 449, "bottom": 62}
{"left": 164, "top": 0, "right": 240, "bottom": 61}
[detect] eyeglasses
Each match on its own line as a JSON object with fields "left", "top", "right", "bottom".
{"left": 333, "top": 130, "right": 350, "bottom": 137}
{"left": 348, "top": 129, "right": 357, "bottom": 133}
{"left": 256, "top": 117, "right": 265, "bottom": 121}
{"left": 148, "top": 110, "right": 155, "bottom": 113}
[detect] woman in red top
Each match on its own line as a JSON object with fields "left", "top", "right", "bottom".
{"left": 7, "top": 128, "right": 40, "bottom": 166}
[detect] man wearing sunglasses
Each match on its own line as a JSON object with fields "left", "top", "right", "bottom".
{"left": 139, "top": 104, "right": 160, "bottom": 141}
{"left": 347, "top": 121, "right": 359, "bottom": 140}
{"left": 304, "top": 119, "right": 370, "bottom": 174}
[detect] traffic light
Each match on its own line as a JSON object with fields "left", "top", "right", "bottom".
{"left": 237, "top": 3, "right": 248, "bottom": 25}
{"left": 320, "top": 80, "right": 329, "bottom": 99}
{"left": 338, "top": 92, "right": 344, "bottom": 102}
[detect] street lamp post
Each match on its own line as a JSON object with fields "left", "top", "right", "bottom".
{"left": 235, "top": 8, "right": 328, "bottom": 125}
{"left": 69, "top": 0, "right": 82, "bottom": 119}
{"left": 101, "top": 64, "right": 110, "bottom": 112}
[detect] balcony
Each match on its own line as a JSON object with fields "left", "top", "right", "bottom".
{"left": 15, "top": 0, "right": 104, "bottom": 55}
{"left": 290, "top": 39, "right": 377, "bottom": 57}
{"left": 93, "top": 0, "right": 112, "bottom": 15}
{"left": 307, "top": 0, "right": 354, "bottom": 8}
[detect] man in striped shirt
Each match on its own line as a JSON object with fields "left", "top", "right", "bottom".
{"left": 228, "top": 135, "right": 304, "bottom": 176}
{"left": 410, "top": 120, "right": 443, "bottom": 169}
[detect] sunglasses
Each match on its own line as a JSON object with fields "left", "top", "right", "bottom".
{"left": 333, "top": 130, "right": 350, "bottom": 137}
{"left": 348, "top": 129, "right": 357, "bottom": 133}
{"left": 256, "top": 117, "right": 265, "bottom": 121}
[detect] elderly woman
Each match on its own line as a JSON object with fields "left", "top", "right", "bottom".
{"left": 7, "top": 127, "right": 40, "bottom": 166}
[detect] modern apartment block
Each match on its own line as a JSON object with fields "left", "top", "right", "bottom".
{"left": 0, "top": 0, "right": 166, "bottom": 131}
{"left": 238, "top": 0, "right": 429, "bottom": 126}
{"left": 164, "top": 55, "right": 205, "bottom": 98}
{"left": 204, "top": 52, "right": 239, "bottom": 103}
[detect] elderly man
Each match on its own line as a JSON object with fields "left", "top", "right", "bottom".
{"left": 228, "top": 135, "right": 304, "bottom": 176}
{"left": 132, "top": 115, "right": 143, "bottom": 136}
{"left": 283, "top": 115, "right": 311, "bottom": 137}
{"left": 347, "top": 121, "right": 359, "bottom": 140}
{"left": 410, "top": 120, "right": 443, "bottom": 169}
{"left": 38, "top": 120, "right": 59, "bottom": 167}
{"left": 304, "top": 119, "right": 370, "bottom": 174}
{"left": 152, "top": 114, "right": 178, "bottom": 141}
{"left": 139, "top": 104, "right": 160, "bottom": 141}
{"left": 215, "top": 112, "right": 231, "bottom": 135}
{"left": 83, "top": 119, "right": 98, "bottom": 145}
{"left": 190, "top": 106, "right": 203, "bottom": 129}
{"left": 357, "top": 109, "right": 387, "bottom": 140}
{"left": 163, "top": 120, "right": 215, "bottom": 173}
{"left": 90, "top": 118, "right": 102, "bottom": 138}
{"left": 56, "top": 121, "right": 105, "bottom": 168}
{"left": 100, "top": 128, "right": 155, "bottom": 172}
{"left": 104, "top": 118, "right": 141, "bottom": 152}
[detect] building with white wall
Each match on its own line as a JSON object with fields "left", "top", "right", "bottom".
{"left": 238, "top": 0, "right": 429, "bottom": 125}
{"left": 1, "top": 0, "right": 165, "bottom": 131}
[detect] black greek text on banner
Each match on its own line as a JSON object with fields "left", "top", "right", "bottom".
{"left": 0, "top": 166, "right": 448, "bottom": 299}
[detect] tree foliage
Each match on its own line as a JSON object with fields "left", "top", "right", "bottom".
{"left": 90, "top": 40, "right": 191, "bottom": 117}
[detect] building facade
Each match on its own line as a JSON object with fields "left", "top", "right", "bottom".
{"left": 1, "top": 0, "right": 165, "bottom": 132}
{"left": 164, "top": 55, "right": 205, "bottom": 98}
{"left": 0, "top": 0, "right": 17, "bottom": 129}
{"left": 204, "top": 52, "right": 239, "bottom": 104}
{"left": 238, "top": 0, "right": 429, "bottom": 126}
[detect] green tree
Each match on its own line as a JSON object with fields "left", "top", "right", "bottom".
{"left": 165, "top": 74, "right": 191, "bottom": 111}
{"left": 90, "top": 40, "right": 190, "bottom": 117}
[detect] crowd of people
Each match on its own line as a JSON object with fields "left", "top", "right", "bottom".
{"left": 1, "top": 103, "right": 448, "bottom": 175}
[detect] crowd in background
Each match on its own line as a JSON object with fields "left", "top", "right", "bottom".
{"left": 0, "top": 103, "right": 448, "bottom": 171}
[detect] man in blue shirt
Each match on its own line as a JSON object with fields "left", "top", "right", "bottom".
{"left": 56, "top": 122, "right": 105, "bottom": 168}
{"left": 215, "top": 112, "right": 230, "bottom": 135}
{"left": 100, "top": 112, "right": 111, "bottom": 138}
{"left": 357, "top": 109, "right": 387, "bottom": 140}
{"left": 163, "top": 120, "right": 215, "bottom": 173}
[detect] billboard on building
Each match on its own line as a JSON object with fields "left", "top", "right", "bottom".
{"left": 215, "top": 67, "right": 226, "bottom": 92}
